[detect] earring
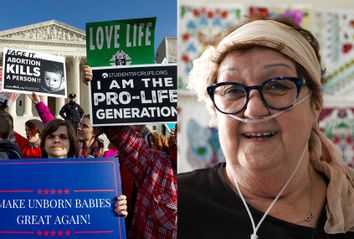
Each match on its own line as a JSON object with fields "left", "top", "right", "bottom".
{"left": 313, "top": 121, "right": 319, "bottom": 129}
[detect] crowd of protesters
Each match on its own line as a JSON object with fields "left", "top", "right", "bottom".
{"left": 0, "top": 68, "right": 178, "bottom": 238}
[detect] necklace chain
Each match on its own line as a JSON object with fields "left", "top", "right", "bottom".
{"left": 294, "top": 167, "right": 313, "bottom": 224}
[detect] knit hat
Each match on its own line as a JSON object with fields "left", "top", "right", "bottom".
{"left": 0, "top": 100, "right": 8, "bottom": 111}
{"left": 25, "top": 119, "right": 44, "bottom": 134}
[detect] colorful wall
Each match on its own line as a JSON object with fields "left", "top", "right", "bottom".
{"left": 178, "top": 1, "right": 354, "bottom": 172}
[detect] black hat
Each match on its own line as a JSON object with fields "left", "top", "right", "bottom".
{"left": 0, "top": 100, "right": 8, "bottom": 111}
{"left": 69, "top": 93, "right": 76, "bottom": 98}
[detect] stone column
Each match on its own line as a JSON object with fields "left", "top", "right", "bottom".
{"left": 40, "top": 95, "right": 48, "bottom": 105}
{"left": 72, "top": 56, "right": 81, "bottom": 104}
{"left": 8, "top": 101, "right": 16, "bottom": 116}
{"left": 23, "top": 96, "right": 33, "bottom": 116}
{"left": 56, "top": 97, "right": 66, "bottom": 118}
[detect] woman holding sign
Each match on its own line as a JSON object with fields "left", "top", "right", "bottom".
{"left": 29, "top": 93, "right": 105, "bottom": 158}
{"left": 40, "top": 119, "right": 77, "bottom": 158}
{"left": 40, "top": 118, "right": 128, "bottom": 217}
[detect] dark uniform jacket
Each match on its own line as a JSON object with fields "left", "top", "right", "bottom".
{"left": 59, "top": 102, "right": 84, "bottom": 124}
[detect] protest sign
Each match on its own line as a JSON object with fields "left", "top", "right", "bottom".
{"left": 0, "top": 158, "right": 126, "bottom": 239}
{"left": 86, "top": 17, "right": 156, "bottom": 67}
{"left": 0, "top": 67, "right": 19, "bottom": 107}
{"left": 2, "top": 47, "right": 67, "bottom": 98}
{"left": 89, "top": 64, "right": 177, "bottom": 126}
{"left": 165, "top": 123, "right": 176, "bottom": 132}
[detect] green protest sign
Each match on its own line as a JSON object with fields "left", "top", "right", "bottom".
{"left": 86, "top": 17, "right": 156, "bottom": 67}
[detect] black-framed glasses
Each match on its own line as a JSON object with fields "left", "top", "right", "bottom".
{"left": 207, "top": 77, "right": 306, "bottom": 115}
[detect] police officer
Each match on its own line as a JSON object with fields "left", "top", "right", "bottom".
{"left": 59, "top": 93, "right": 84, "bottom": 131}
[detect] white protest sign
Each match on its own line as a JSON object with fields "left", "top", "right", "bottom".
{"left": 2, "top": 47, "right": 67, "bottom": 98}
{"left": 89, "top": 64, "right": 177, "bottom": 126}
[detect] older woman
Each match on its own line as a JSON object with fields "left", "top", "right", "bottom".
{"left": 178, "top": 17, "right": 354, "bottom": 238}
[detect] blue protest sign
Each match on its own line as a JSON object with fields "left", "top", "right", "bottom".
{"left": 0, "top": 158, "right": 126, "bottom": 239}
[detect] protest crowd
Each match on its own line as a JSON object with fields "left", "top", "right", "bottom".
{"left": 0, "top": 14, "right": 179, "bottom": 238}
{"left": 0, "top": 86, "right": 177, "bottom": 238}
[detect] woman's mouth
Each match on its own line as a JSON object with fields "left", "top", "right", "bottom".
{"left": 242, "top": 132, "right": 276, "bottom": 139}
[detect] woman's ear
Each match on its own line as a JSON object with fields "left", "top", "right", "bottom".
{"left": 312, "top": 98, "right": 323, "bottom": 126}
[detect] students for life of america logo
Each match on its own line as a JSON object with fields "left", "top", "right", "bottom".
{"left": 110, "top": 50, "right": 132, "bottom": 66}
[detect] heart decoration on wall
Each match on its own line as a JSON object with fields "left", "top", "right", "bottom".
{"left": 342, "top": 43, "right": 352, "bottom": 53}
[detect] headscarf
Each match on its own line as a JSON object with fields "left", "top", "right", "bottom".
{"left": 310, "top": 128, "right": 354, "bottom": 233}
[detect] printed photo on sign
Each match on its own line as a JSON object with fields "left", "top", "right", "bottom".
{"left": 86, "top": 17, "right": 156, "bottom": 67}
{"left": 89, "top": 64, "right": 177, "bottom": 126}
{"left": 2, "top": 47, "right": 67, "bottom": 98}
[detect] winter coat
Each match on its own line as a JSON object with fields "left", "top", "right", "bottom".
{"left": 14, "top": 132, "right": 41, "bottom": 159}
{"left": 0, "top": 139, "right": 22, "bottom": 159}
{"left": 35, "top": 101, "right": 55, "bottom": 124}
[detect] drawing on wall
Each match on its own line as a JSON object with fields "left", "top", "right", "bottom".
{"left": 178, "top": 3, "right": 244, "bottom": 89}
{"left": 320, "top": 108, "right": 354, "bottom": 167}
{"left": 186, "top": 119, "right": 224, "bottom": 168}
{"left": 313, "top": 11, "right": 354, "bottom": 97}
{"left": 248, "top": 4, "right": 312, "bottom": 29}
{"left": 179, "top": 3, "right": 354, "bottom": 171}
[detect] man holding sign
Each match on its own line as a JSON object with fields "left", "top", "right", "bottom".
{"left": 85, "top": 17, "right": 177, "bottom": 239}
{"left": 89, "top": 64, "right": 177, "bottom": 126}
{"left": 83, "top": 67, "right": 177, "bottom": 239}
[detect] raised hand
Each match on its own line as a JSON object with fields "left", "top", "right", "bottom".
{"left": 82, "top": 65, "right": 93, "bottom": 85}
{"left": 27, "top": 92, "right": 41, "bottom": 104}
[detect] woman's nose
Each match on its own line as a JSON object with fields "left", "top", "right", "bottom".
{"left": 242, "top": 90, "right": 270, "bottom": 119}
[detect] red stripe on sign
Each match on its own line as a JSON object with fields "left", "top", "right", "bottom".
{"left": 74, "top": 230, "right": 113, "bottom": 234}
{"left": 73, "top": 189, "right": 114, "bottom": 193}
{"left": 0, "top": 231, "right": 34, "bottom": 234}
{"left": 0, "top": 190, "right": 33, "bottom": 193}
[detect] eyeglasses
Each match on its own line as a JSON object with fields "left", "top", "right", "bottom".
{"left": 207, "top": 77, "right": 306, "bottom": 115}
